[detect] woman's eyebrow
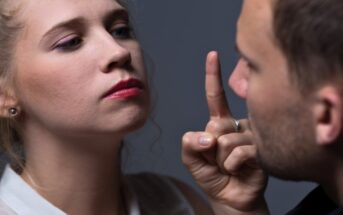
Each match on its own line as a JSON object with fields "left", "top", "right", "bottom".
{"left": 42, "top": 17, "right": 87, "bottom": 40}
{"left": 103, "top": 8, "right": 129, "bottom": 27}
{"left": 39, "top": 9, "right": 129, "bottom": 46}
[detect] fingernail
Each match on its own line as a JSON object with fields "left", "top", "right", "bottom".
{"left": 199, "top": 135, "right": 212, "bottom": 147}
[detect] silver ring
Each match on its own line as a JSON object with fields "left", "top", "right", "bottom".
{"left": 231, "top": 118, "right": 241, "bottom": 132}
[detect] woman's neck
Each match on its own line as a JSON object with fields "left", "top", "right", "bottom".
{"left": 21, "top": 125, "right": 127, "bottom": 215}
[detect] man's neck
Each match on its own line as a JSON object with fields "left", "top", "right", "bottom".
{"left": 322, "top": 166, "right": 343, "bottom": 206}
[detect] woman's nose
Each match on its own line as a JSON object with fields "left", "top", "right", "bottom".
{"left": 99, "top": 35, "right": 131, "bottom": 73}
{"left": 228, "top": 59, "right": 248, "bottom": 99}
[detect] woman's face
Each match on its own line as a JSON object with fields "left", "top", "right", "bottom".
{"left": 13, "top": 0, "right": 150, "bottom": 138}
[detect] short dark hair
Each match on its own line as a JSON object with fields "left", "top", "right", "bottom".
{"left": 273, "top": 0, "right": 343, "bottom": 94}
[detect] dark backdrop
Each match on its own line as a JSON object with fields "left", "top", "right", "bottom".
{"left": 123, "top": 1, "right": 315, "bottom": 214}
{"left": 0, "top": 1, "right": 315, "bottom": 214}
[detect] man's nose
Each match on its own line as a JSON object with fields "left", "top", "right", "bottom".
{"left": 228, "top": 59, "right": 248, "bottom": 99}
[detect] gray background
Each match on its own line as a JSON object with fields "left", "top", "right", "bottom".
{"left": 0, "top": 1, "right": 315, "bottom": 215}
{"left": 123, "top": 1, "right": 316, "bottom": 214}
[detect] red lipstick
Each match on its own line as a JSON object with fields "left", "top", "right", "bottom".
{"left": 104, "top": 78, "right": 144, "bottom": 99}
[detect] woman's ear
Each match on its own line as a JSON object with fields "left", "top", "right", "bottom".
{"left": 313, "top": 86, "right": 343, "bottom": 146}
{"left": 0, "top": 84, "right": 19, "bottom": 118}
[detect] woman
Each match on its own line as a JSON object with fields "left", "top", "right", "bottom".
{"left": 0, "top": 0, "right": 212, "bottom": 214}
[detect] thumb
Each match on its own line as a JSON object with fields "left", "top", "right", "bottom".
{"left": 182, "top": 132, "right": 217, "bottom": 174}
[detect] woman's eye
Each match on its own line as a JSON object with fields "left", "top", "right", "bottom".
{"left": 54, "top": 36, "right": 83, "bottom": 51}
{"left": 111, "top": 25, "right": 133, "bottom": 39}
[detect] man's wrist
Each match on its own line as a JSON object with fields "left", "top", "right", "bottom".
{"left": 209, "top": 197, "right": 270, "bottom": 215}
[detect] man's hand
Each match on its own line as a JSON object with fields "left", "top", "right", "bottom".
{"left": 182, "top": 51, "right": 269, "bottom": 214}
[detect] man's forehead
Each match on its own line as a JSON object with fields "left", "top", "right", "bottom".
{"left": 236, "top": 0, "right": 282, "bottom": 68}
{"left": 238, "top": 0, "right": 273, "bottom": 34}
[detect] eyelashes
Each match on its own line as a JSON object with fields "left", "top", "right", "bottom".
{"left": 110, "top": 24, "right": 134, "bottom": 39}
{"left": 241, "top": 57, "right": 257, "bottom": 72}
{"left": 53, "top": 23, "right": 134, "bottom": 52}
{"left": 54, "top": 35, "right": 83, "bottom": 51}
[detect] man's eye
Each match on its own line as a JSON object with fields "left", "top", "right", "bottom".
{"left": 55, "top": 37, "right": 83, "bottom": 51}
{"left": 111, "top": 26, "right": 133, "bottom": 39}
{"left": 246, "top": 61, "right": 254, "bottom": 70}
{"left": 242, "top": 58, "right": 257, "bottom": 72}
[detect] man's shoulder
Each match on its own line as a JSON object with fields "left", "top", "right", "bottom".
{"left": 329, "top": 207, "right": 343, "bottom": 215}
{"left": 286, "top": 186, "right": 339, "bottom": 215}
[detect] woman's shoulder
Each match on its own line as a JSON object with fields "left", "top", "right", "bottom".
{"left": 0, "top": 199, "right": 17, "bottom": 215}
{"left": 125, "top": 172, "right": 213, "bottom": 215}
{"left": 125, "top": 172, "right": 181, "bottom": 195}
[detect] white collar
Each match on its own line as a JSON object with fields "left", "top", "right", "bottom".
{"left": 0, "top": 165, "right": 66, "bottom": 215}
{"left": 0, "top": 165, "right": 140, "bottom": 215}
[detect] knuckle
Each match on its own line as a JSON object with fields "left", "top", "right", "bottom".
{"left": 223, "top": 162, "right": 234, "bottom": 173}
{"left": 217, "top": 134, "right": 236, "bottom": 147}
{"left": 181, "top": 153, "right": 188, "bottom": 164}
{"left": 207, "top": 119, "right": 237, "bottom": 134}
{"left": 182, "top": 132, "right": 193, "bottom": 144}
{"left": 218, "top": 134, "right": 246, "bottom": 152}
{"left": 206, "top": 90, "right": 225, "bottom": 99}
{"left": 207, "top": 120, "right": 222, "bottom": 131}
{"left": 239, "top": 119, "right": 248, "bottom": 126}
{"left": 232, "top": 147, "right": 246, "bottom": 158}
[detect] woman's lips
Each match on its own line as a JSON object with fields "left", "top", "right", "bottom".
{"left": 104, "top": 78, "right": 144, "bottom": 99}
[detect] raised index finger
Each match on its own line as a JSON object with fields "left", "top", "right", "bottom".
{"left": 205, "top": 51, "right": 232, "bottom": 119}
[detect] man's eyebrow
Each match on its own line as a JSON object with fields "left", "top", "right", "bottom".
{"left": 235, "top": 44, "right": 260, "bottom": 70}
{"left": 235, "top": 43, "right": 259, "bottom": 70}
{"left": 235, "top": 44, "right": 253, "bottom": 63}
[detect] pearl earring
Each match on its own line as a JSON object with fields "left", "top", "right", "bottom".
{"left": 8, "top": 107, "right": 18, "bottom": 116}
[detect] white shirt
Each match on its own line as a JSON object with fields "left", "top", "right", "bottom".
{"left": 0, "top": 165, "right": 140, "bottom": 215}
{"left": 0, "top": 165, "right": 194, "bottom": 215}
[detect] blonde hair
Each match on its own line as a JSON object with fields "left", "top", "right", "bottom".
{"left": 0, "top": 0, "right": 134, "bottom": 172}
{"left": 0, "top": 0, "right": 24, "bottom": 172}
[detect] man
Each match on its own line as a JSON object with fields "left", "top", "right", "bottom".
{"left": 182, "top": 0, "right": 343, "bottom": 214}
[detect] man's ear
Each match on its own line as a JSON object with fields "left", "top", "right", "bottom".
{"left": 313, "top": 86, "right": 343, "bottom": 146}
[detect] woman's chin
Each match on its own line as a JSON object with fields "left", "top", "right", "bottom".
{"left": 122, "top": 114, "right": 148, "bottom": 134}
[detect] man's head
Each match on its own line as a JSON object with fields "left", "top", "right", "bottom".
{"left": 229, "top": 0, "right": 343, "bottom": 182}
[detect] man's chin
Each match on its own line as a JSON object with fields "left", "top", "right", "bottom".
{"left": 256, "top": 153, "right": 306, "bottom": 182}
